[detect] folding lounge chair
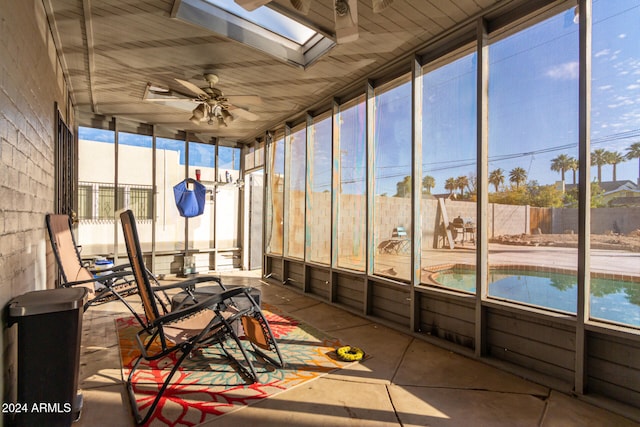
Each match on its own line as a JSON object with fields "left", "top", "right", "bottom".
{"left": 120, "top": 209, "right": 284, "bottom": 425}
{"left": 45, "top": 213, "right": 151, "bottom": 325}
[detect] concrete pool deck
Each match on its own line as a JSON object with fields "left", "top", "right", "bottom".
{"left": 371, "top": 243, "right": 640, "bottom": 282}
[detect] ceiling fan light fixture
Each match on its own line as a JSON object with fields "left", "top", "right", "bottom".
{"left": 190, "top": 103, "right": 207, "bottom": 124}
{"left": 335, "top": 0, "right": 349, "bottom": 16}
{"left": 334, "top": 0, "right": 358, "bottom": 43}
{"left": 221, "top": 109, "right": 234, "bottom": 124}
{"left": 192, "top": 103, "right": 206, "bottom": 119}
{"left": 372, "top": 0, "right": 394, "bottom": 13}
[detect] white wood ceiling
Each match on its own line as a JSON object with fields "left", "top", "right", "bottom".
{"left": 45, "top": 0, "right": 527, "bottom": 143}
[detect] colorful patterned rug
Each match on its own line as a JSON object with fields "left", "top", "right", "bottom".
{"left": 116, "top": 304, "right": 359, "bottom": 426}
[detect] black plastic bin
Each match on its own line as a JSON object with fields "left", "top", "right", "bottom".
{"left": 7, "top": 287, "right": 88, "bottom": 427}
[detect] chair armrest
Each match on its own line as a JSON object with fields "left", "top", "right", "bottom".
{"left": 150, "top": 275, "right": 225, "bottom": 293}
{"left": 63, "top": 269, "right": 131, "bottom": 288}
{"left": 152, "top": 287, "right": 247, "bottom": 327}
{"left": 87, "top": 263, "right": 131, "bottom": 275}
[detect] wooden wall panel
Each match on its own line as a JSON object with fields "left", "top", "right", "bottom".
{"left": 370, "top": 280, "right": 410, "bottom": 328}
{"left": 486, "top": 308, "right": 575, "bottom": 383}
{"left": 265, "top": 256, "right": 282, "bottom": 282}
{"left": 418, "top": 291, "right": 475, "bottom": 349}
{"left": 587, "top": 332, "right": 640, "bottom": 408}
{"left": 307, "top": 266, "right": 330, "bottom": 301}
{"left": 335, "top": 272, "right": 365, "bottom": 311}
{"left": 285, "top": 260, "right": 305, "bottom": 290}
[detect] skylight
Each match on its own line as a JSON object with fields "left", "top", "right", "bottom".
{"left": 175, "top": 0, "right": 335, "bottom": 68}
{"left": 205, "top": 0, "right": 316, "bottom": 45}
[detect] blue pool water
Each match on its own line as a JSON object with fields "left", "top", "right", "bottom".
{"left": 434, "top": 268, "right": 640, "bottom": 327}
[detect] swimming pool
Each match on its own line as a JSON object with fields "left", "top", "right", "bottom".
{"left": 429, "top": 266, "right": 640, "bottom": 327}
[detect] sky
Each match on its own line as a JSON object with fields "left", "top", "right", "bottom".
{"left": 78, "top": 128, "right": 240, "bottom": 170}
{"left": 418, "top": 0, "right": 640, "bottom": 195}
{"left": 79, "top": 1, "right": 640, "bottom": 196}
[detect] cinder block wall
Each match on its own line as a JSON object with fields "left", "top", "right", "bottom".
{"left": 1, "top": 0, "right": 72, "bottom": 407}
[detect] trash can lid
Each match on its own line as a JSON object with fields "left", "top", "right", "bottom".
{"left": 8, "top": 288, "right": 88, "bottom": 318}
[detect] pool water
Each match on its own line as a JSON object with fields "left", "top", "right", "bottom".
{"left": 434, "top": 268, "right": 640, "bottom": 327}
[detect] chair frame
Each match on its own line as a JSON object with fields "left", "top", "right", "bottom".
{"left": 120, "top": 209, "right": 284, "bottom": 425}
{"left": 45, "top": 213, "right": 148, "bottom": 325}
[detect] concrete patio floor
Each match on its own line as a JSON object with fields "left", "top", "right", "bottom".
{"left": 74, "top": 270, "right": 640, "bottom": 426}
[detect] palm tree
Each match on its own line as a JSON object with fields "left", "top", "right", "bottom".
{"left": 568, "top": 157, "right": 578, "bottom": 185}
{"left": 509, "top": 167, "right": 527, "bottom": 189}
{"left": 550, "top": 154, "right": 572, "bottom": 184}
{"left": 605, "top": 151, "right": 625, "bottom": 182}
{"left": 455, "top": 175, "right": 469, "bottom": 197}
{"left": 444, "top": 177, "right": 456, "bottom": 195}
{"left": 626, "top": 142, "right": 640, "bottom": 185}
{"left": 395, "top": 176, "right": 411, "bottom": 197}
{"left": 591, "top": 148, "right": 609, "bottom": 183}
{"left": 422, "top": 175, "right": 435, "bottom": 195}
{"left": 489, "top": 168, "right": 505, "bottom": 192}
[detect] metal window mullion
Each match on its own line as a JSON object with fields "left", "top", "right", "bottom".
{"left": 214, "top": 140, "right": 219, "bottom": 268}
{"left": 113, "top": 117, "right": 119, "bottom": 262}
{"left": 475, "top": 17, "right": 490, "bottom": 357}
{"left": 575, "top": 0, "right": 592, "bottom": 395}
{"left": 283, "top": 124, "right": 292, "bottom": 260}
{"left": 410, "top": 57, "right": 423, "bottom": 332}
{"left": 304, "top": 114, "right": 313, "bottom": 265}
{"left": 92, "top": 183, "right": 98, "bottom": 220}
{"left": 330, "top": 100, "right": 340, "bottom": 301}
{"left": 151, "top": 125, "right": 157, "bottom": 272}
{"left": 262, "top": 133, "right": 271, "bottom": 272}
{"left": 184, "top": 133, "right": 190, "bottom": 254}
{"left": 364, "top": 81, "right": 375, "bottom": 315}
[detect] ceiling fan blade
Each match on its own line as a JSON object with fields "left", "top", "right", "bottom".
{"left": 372, "top": 0, "right": 394, "bottom": 13}
{"left": 234, "top": 0, "right": 272, "bottom": 11}
{"left": 175, "top": 78, "right": 208, "bottom": 98}
{"left": 144, "top": 83, "right": 194, "bottom": 101}
{"left": 225, "top": 95, "right": 263, "bottom": 106}
{"left": 334, "top": 0, "right": 359, "bottom": 43}
{"left": 227, "top": 105, "right": 260, "bottom": 121}
{"left": 290, "top": 0, "right": 311, "bottom": 15}
{"left": 153, "top": 100, "right": 200, "bottom": 113}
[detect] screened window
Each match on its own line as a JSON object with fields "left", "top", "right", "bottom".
{"left": 156, "top": 137, "right": 186, "bottom": 252}
{"left": 129, "top": 187, "right": 153, "bottom": 220}
{"left": 307, "top": 114, "right": 332, "bottom": 265}
{"left": 421, "top": 51, "right": 477, "bottom": 290}
{"left": 217, "top": 146, "right": 241, "bottom": 249}
{"left": 77, "top": 127, "right": 116, "bottom": 254}
{"left": 188, "top": 141, "right": 215, "bottom": 250}
{"left": 488, "top": 10, "right": 579, "bottom": 312}
{"left": 337, "top": 97, "right": 366, "bottom": 271}
{"left": 266, "top": 135, "right": 285, "bottom": 255}
{"left": 373, "top": 78, "right": 412, "bottom": 281}
{"left": 589, "top": 0, "right": 640, "bottom": 327}
{"left": 285, "top": 126, "right": 306, "bottom": 259}
{"left": 77, "top": 184, "right": 93, "bottom": 220}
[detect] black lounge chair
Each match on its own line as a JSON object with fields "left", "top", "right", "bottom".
{"left": 45, "top": 213, "right": 147, "bottom": 326}
{"left": 119, "top": 209, "right": 284, "bottom": 425}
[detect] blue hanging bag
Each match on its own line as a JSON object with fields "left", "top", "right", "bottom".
{"left": 173, "top": 179, "right": 206, "bottom": 217}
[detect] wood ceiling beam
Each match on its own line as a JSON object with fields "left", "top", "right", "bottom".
{"left": 82, "top": 0, "right": 98, "bottom": 113}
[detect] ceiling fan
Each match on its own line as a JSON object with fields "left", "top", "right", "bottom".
{"left": 144, "top": 73, "right": 262, "bottom": 126}
{"left": 234, "top": 0, "right": 395, "bottom": 43}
